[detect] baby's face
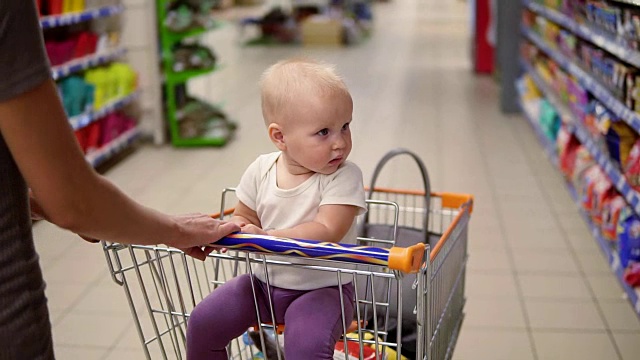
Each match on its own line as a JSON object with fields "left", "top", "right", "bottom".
{"left": 280, "top": 92, "right": 353, "bottom": 175}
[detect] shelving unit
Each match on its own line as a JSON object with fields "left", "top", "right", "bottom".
{"left": 517, "top": 70, "right": 640, "bottom": 317}
{"left": 41, "top": 1, "right": 141, "bottom": 167}
{"left": 69, "top": 91, "right": 140, "bottom": 130}
{"left": 519, "top": 0, "right": 640, "bottom": 314}
{"left": 40, "top": 5, "right": 124, "bottom": 29}
{"left": 86, "top": 127, "right": 141, "bottom": 167}
{"left": 51, "top": 47, "right": 126, "bottom": 80}
{"left": 157, "top": 0, "right": 232, "bottom": 147}
{"left": 523, "top": 59, "right": 640, "bottom": 227}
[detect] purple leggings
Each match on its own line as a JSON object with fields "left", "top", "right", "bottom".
{"left": 186, "top": 274, "right": 354, "bottom": 360}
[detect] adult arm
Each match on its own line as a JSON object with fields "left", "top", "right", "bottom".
{"left": 0, "top": 80, "right": 239, "bottom": 258}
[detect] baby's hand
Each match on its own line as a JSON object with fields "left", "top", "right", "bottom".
{"left": 241, "top": 224, "right": 267, "bottom": 235}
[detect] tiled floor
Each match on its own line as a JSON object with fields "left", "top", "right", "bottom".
{"left": 32, "top": 0, "right": 640, "bottom": 359}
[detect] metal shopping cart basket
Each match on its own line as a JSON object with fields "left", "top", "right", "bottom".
{"left": 101, "top": 148, "right": 473, "bottom": 360}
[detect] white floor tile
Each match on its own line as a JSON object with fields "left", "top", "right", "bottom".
{"left": 519, "top": 274, "right": 592, "bottom": 300}
{"left": 452, "top": 328, "right": 535, "bottom": 360}
{"left": 525, "top": 300, "right": 607, "bottom": 331}
{"left": 598, "top": 301, "right": 640, "bottom": 332}
{"left": 532, "top": 331, "right": 620, "bottom": 360}
{"left": 613, "top": 332, "right": 640, "bottom": 360}
{"left": 464, "top": 298, "right": 528, "bottom": 329}
{"left": 54, "top": 345, "right": 109, "bottom": 360}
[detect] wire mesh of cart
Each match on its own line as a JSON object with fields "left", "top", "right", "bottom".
{"left": 101, "top": 149, "right": 473, "bottom": 360}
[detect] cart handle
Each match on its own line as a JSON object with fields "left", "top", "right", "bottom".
{"left": 207, "top": 233, "right": 425, "bottom": 274}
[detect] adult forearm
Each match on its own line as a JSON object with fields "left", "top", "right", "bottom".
{"left": 55, "top": 176, "right": 182, "bottom": 246}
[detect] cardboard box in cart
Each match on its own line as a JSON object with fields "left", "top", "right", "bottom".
{"left": 301, "top": 15, "right": 343, "bottom": 46}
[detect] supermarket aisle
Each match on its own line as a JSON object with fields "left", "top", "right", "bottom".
{"left": 32, "top": 0, "right": 640, "bottom": 359}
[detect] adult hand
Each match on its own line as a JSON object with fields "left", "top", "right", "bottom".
{"left": 172, "top": 214, "right": 240, "bottom": 261}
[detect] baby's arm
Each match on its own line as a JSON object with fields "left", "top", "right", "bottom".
{"left": 266, "top": 204, "right": 359, "bottom": 243}
{"left": 232, "top": 200, "right": 268, "bottom": 235}
{"left": 230, "top": 201, "right": 261, "bottom": 228}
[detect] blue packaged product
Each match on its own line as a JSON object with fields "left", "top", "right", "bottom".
{"left": 617, "top": 208, "right": 640, "bottom": 268}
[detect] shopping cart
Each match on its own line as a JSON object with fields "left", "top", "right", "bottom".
{"left": 102, "top": 149, "right": 473, "bottom": 360}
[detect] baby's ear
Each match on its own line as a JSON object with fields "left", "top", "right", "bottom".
{"left": 268, "top": 123, "right": 286, "bottom": 151}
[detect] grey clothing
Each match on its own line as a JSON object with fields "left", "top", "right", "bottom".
{"left": 0, "top": 0, "right": 55, "bottom": 359}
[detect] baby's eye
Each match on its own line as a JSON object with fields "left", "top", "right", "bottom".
{"left": 317, "top": 128, "right": 329, "bottom": 136}
{"left": 342, "top": 122, "right": 350, "bottom": 131}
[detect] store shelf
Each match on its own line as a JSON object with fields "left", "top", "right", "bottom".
{"left": 524, "top": 0, "right": 640, "bottom": 68}
{"left": 520, "top": 68, "right": 640, "bottom": 319}
{"left": 85, "top": 127, "right": 140, "bottom": 168}
{"left": 523, "top": 60, "right": 640, "bottom": 215}
{"left": 165, "top": 66, "right": 217, "bottom": 84}
{"left": 51, "top": 47, "right": 126, "bottom": 80}
{"left": 522, "top": 27, "right": 640, "bottom": 134}
{"left": 40, "top": 5, "right": 124, "bottom": 29}
{"left": 69, "top": 91, "right": 140, "bottom": 130}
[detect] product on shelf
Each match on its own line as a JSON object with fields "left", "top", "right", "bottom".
{"left": 540, "top": 99, "right": 562, "bottom": 140}
{"left": 59, "top": 75, "right": 95, "bottom": 117}
{"left": 617, "top": 208, "right": 640, "bottom": 268}
{"left": 74, "top": 110, "right": 136, "bottom": 154}
{"left": 605, "top": 122, "right": 637, "bottom": 167}
{"left": 558, "top": 125, "right": 581, "bottom": 176}
{"left": 84, "top": 62, "right": 136, "bottom": 109}
{"left": 603, "top": 195, "right": 629, "bottom": 240}
{"left": 171, "top": 43, "right": 217, "bottom": 73}
{"left": 164, "top": 0, "right": 216, "bottom": 33}
{"left": 571, "top": 146, "right": 596, "bottom": 190}
{"left": 175, "top": 98, "right": 236, "bottom": 140}
{"left": 625, "top": 139, "right": 640, "bottom": 190}
{"left": 624, "top": 263, "right": 640, "bottom": 287}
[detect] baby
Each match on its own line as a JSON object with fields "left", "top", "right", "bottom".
{"left": 186, "top": 57, "right": 367, "bottom": 359}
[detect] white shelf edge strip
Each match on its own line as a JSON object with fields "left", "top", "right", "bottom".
{"left": 520, "top": 67, "right": 640, "bottom": 318}
{"left": 69, "top": 91, "right": 139, "bottom": 131}
{"left": 523, "top": 61, "right": 640, "bottom": 215}
{"left": 524, "top": 0, "right": 640, "bottom": 68}
{"left": 86, "top": 127, "right": 140, "bottom": 168}
{"left": 40, "top": 5, "right": 124, "bottom": 29}
{"left": 51, "top": 48, "right": 127, "bottom": 80}
{"left": 522, "top": 27, "right": 640, "bottom": 134}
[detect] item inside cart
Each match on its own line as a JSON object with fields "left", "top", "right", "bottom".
{"left": 100, "top": 148, "right": 473, "bottom": 360}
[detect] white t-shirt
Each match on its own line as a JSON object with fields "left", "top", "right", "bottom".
{"left": 236, "top": 151, "right": 367, "bottom": 290}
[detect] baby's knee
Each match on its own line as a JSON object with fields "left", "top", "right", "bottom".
{"left": 187, "top": 302, "right": 213, "bottom": 334}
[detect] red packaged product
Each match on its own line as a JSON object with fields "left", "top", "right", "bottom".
{"left": 85, "top": 121, "right": 102, "bottom": 154}
{"left": 582, "top": 166, "right": 605, "bottom": 213}
{"left": 558, "top": 128, "right": 581, "bottom": 178}
{"left": 591, "top": 177, "right": 615, "bottom": 225}
{"left": 601, "top": 195, "right": 627, "bottom": 241}
{"left": 625, "top": 139, "right": 640, "bottom": 191}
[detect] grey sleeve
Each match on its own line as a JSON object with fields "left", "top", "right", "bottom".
{"left": 0, "top": 0, "right": 51, "bottom": 102}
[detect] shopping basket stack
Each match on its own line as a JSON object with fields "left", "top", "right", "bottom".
{"left": 101, "top": 148, "right": 473, "bottom": 359}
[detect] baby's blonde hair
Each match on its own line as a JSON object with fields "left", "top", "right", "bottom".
{"left": 260, "top": 57, "right": 350, "bottom": 126}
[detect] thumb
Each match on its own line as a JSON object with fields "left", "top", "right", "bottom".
{"left": 218, "top": 222, "right": 241, "bottom": 235}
